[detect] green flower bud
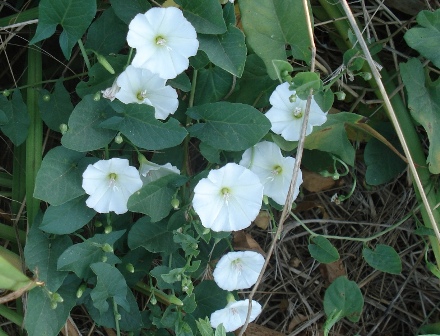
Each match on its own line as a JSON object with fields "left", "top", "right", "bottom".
{"left": 104, "top": 225, "right": 112, "bottom": 234}
{"left": 289, "top": 93, "right": 297, "bottom": 103}
{"left": 52, "top": 292, "right": 64, "bottom": 303}
{"left": 59, "top": 123, "right": 68, "bottom": 134}
{"left": 76, "top": 283, "right": 87, "bottom": 298}
{"left": 114, "top": 134, "right": 123, "bottom": 144}
{"left": 150, "top": 295, "right": 157, "bottom": 305}
{"left": 361, "top": 72, "right": 372, "bottom": 81}
{"left": 263, "top": 195, "right": 269, "bottom": 205}
{"left": 335, "top": 91, "right": 346, "bottom": 101}
{"left": 126, "top": 263, "right": 135, "bottom": 273}
{"left": 96, "top": 53, "right": 115, "bottom": 74}
{"left": 43, "top": 94, "right": 51, "bottom": 102}
{"left": 2, "top": 90, "right": 10, "bottom": 97}
{"left": 93, "top": 91, "right": 101, "bottom": 101}
{"left": 94, "top": 221, "right": 103, "bottom": 228}
{"left": 171, "top": 198, "right": 180, "bottom": 210}
{"left": 50, "top": 301, "right": 58, "bottom": 310}
{"left": 115, "top": 313, "right": 122, "bottom": 321}
{"left": 101, "top": 255, "right": 108, "bottom": 262}
{"left": 101, "top": 243, "right": 113, "bottom": 253}
{"left": 168, "top": 295, "right": 183, "bottom": 306}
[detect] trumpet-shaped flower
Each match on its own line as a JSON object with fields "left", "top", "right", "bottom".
{"left": 82, "top": 158, "right": 142, "bottom": 215}
{"left": 115, "top": 65, "right": 178, "bottom": 120}
{"left": 139, "top": 157, "right": 180, "bottom": 185}
{"left": 265, "top": 82, "right": 327, "bottom": 141}
{"left": 192, "top": 163, "right": 263, "bottom": 232}
{"left": 210, "top": 299, "right": 262, "bottom": 332}
{"left": 240, "top": 141, "right": 302, "bottom": 205}
{"left": 213, "top": 251, "right": 265, "bottom": 290}
{"left": 127, "top": 7, "right": 199, "bottom": 79}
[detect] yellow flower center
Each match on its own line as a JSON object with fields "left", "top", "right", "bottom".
{"left": 136, "top": 89, "right": 148, "bottom": 101}
{"left": 292, "top": 107, "right": 303, "bottom": 119}
{"left": 221, "top": 187, "right": 231, "bottom": 205}
{"left": 156, "top": 36, "right": 167, "bottom": 45}
{"left": 108, "top": 173, "right": 119, "bottom": 191}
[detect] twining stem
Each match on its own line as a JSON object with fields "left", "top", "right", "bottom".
{"left": 113, "top": 299, "right": 120, "bottom": 336}
{"left": 239, "top": 0, "right": 316, "bottom": 334}
{"left": 25, "top": 44, "right": 42, "bottom": 226}
{"left": 77, "top": 39, "right": 91, "bottom": 71}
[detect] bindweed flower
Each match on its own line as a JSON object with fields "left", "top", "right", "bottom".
{"left": 115, "top": 65, "right": 178, "bottom": 120}
{"left": 240, "top": 141, "right": 303, "bottom": 205}
{"left": 82, "top": 158, "right": 142, "bottom": 214}
{"left": 213, "top": 251, "right": 265, "bottom": 290}
{"left": 101, "top": 80, "right": 120, "bottom": 102}
{"left": 210, "top": 299, "right": 262, "bottom": 332}
{"left": 127, "top": 7, "right": 199, "bottom": 79}
{"left": 265, "top": 82, "right": 327, "bottom": 141}
{"left": 138, "top": 154, "right": 180, "bottom": 185}
{"left": 192, "top": 163, "right": 263, "bottom": 232}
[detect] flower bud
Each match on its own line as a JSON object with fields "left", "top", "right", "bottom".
{"left": 50, "top": 301, "right": 58, "bottom": 310}
{"left": 335, "top": 91, "right": 346, "bottom": 101}
{"left": 76, "top": 283, "right": 87, "bottom": 298}
{"left": 43, "top": 94, "right": 51, "bottom": 102}
{"left": 2, "top": 90, "right": 10, "bottom": 97}
{"left": 115, "top": 313, "right": 122, "bottom": 321}
{"left": 52, "top": 292, "right": 64, "bottom": 303}
{"left": 361, "top": 72, "right": 372, "bottom": 81}
{"left": 150, "top": 295, "right": 157, "bottom": 305}
{"left": 93, "top": 91, "right": 101, "bottom": 101}
{"left": 114, "top": 134, "right": 123, "bottom": 144}
{"left": 171, "top": 198, "right": 180, "bottom": 210}
{"left": 168, "top": 295, "right": 183, "bottom": 306}
{"left": 59, "top": 123, "right": 68, "bottom": 134}
{"left": 101, "top": 255, "right": 108, "bottom": 262}
{"left": 126, "top": 263, "right": 135, "bottom": 273}
{"left": 289, "top": 93, "right": 297, "bottom": 103}
{"left": 104, "top": 225, "right": 112, "bottom": 234}
{"left": 94, "top": 221, "right": 103, "bottom": 228}
{"left": 96, "top": 53, "right": 115, "bottom": 74}
{"left": 101, "top": 243, "right": 113, "bottom": 253}
{"left": 263, "top": 195, "right": 269, "bottom": 205}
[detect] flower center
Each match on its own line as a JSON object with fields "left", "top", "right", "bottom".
{"left": 155, "top": 36, "right": 172, "bottom": 50}
{"left": 292, "top": 107, "right": 303, "bottom": 119}
{"left": 268, "top": 165, "right": 282, "bottom": 181}
{"left": 221, "top": 187, "right": 231, "bottom": 205}
{"left": 136, "top": 89, "right": 148, "bottom": 101}
{"left": 108, "top": 173, "right": 119, "bottom": 191}
{"left": 232, "top": 258, "right": 243, "bottom": 274}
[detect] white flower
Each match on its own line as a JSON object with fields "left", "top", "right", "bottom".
{"left": 82, "top": 158, "right": 142, "bottom": 214}
{"left": 192, "top": 163, "right": 263, "bottom": 232}
{"left": 139, "top": 158, "right": 180, "bottom": 185}
{"left": 265, "top": 82, "right": 327, "bottom": 141}
{"left": 115, "top": 65, "right": 178, "bottom": 120}
{"left": 127, "top": 7, "right": 199, "bottom": 79}
{"left": 210, "top": 299, "right": 262, "bottom": 332}
{"left": 213, "top": 251, "right": 265, "bottom": 290}
{"left": 240, "top": 141, "right": 302, "bottom": 205}
{"left": 101, "top": 80, "right": 120, "bottom": 101}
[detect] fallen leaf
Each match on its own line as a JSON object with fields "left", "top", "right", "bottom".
{"left": 302, "top": 169, "right": 336, "bottom": 192}
{"left": 254, "top": 211, "right": 271, "bottom": 230}
{"left": 319, "top": 260, "right": 346, "bottom": 285}
{"left": 234, "top": 323, "right": 285, "bottom": 336}
{"left": 288, "top": 313, "right": 307, "bottom": 332}
{"left": 233, "top": 231, "right": 266, "bottom": 256}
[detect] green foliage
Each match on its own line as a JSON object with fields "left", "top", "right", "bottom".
{"left": 0, "top": 246, "right": 34, "bottom": 291}
{"left": 30, "top": 0, "right": 97, "bottom": 59}
{"left": 404, "top": 9, "right": 440, "bottom": 69}
{"left": 195, "top": 67, "right": 233, "bottom": 105}
{"left": 0, "top": 90, "right": 29, "bottom": 146}
{"left": 187, "top": 102, "right": 271, "bottom": 150}
{"left": 109, "top": 0, "right": 151, "bottom": 24}
{"left": 175, "top": 0, "right": 226, "bottom": 34}
{"left": 128, "top": 217, "right": 176, "bottom": 254}
{"left": 308, "top": 236, "right": 340, "bottom": 264}
{"left": 400, "top": 58, "right": 440, "bottom": 174}
{"left": 362, "top": 244, "right": 402, "bottom": 274}
{"left": 39, "top": 80, "right": 73, "bottom": 132}
{"left": 239, "top": 0, "right": 311, "bottom": 79}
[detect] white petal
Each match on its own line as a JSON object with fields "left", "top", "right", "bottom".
{"left": 213, "top": 251, "right": 265, "bottom": 290}
{"left": 210, "top": 300, "right": 262, "bottom": 332}
{"left": 147, "top": 86, "right": 178, "bottom": 119}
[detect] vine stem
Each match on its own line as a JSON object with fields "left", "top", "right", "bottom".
{"left": 338, "top": 0, "right": 440, "bottom": 245}
{"left": 238, "top": 0, "right": 316, "bottom": 334}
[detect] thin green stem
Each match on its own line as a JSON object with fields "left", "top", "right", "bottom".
{"left": 0, "top": 223, "right": 26, "bottom": 245}
{"left": 25, "top": 44, "right": 43, "bottom": 226}
{"left": 0, "top": 304, "right": 23, "bottom": 326}
{"left": 113, "top": 298, "right": 120, "bottom": 336}
{"left": 77, "top": 39, "right": 91, "bottom": 71}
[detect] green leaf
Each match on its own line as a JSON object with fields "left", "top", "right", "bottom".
{"left": 105, "top": 103, "right": 188, "bottom": 150}
{"left": 76, "top": 54, "right": 128, "bottom": 98}
{"left": 0, "top": 110, "right": 7, "bottom": 125}
{"left": 223, "top": 2, "right": 236, "bottom": 26}
{"left": 128, "top": 217, "right": 176, "bottom": 254}
{"left": 239, "top": 0, "right": 311, "bottom": 79}
{"left": 62, "top": 95, "right": 117, "bottom": 151}
{"left": 110, "top": 0, "right": 151, "bottom": 24}
{"left": 90, "top": 262, "right": 129, "bottom": 314}
{"left": 404, "top": 10, "right": 440, "bottom": 69}
{"left": 174, "top": 0, "right": 226, "bottom": 34}
{"left": 364, "top": 123, "right": 406, "bottom": 185}
{"left": 362, "top": 244, "right": 402, "bottom": 274}
{"left": 190, "top": 50, "right": 211, "bottom": 70}
{"left": 304, "top": 112, "right": 364, "bottom": 166}
{"left": 195, "top": 67, "right": 233, "bottom": 105}
{"left": 400, "top": 58, "right": 440, "bottom": 173}
{"left": 214, "top": 324, "right": 227, "bottom": 336}
{"left": 187, "top": 102, "right": 271, "bottom": 151}
{"left": 128, "top": 174, "right": 187, "bottom": 221}
{"left": 57, "top": 231, "right": 125, "bottom": 279}
{"left": 291, "top": 72, "right": 322, "bottom": 97}
{"left": 199, "top": 25, "right": 246, "bottom": 77}
{"left": 196, "top": 317, "right": 214, "bottom": 336}
{"left": 199, "top": 142, "right": 221, "bottom": 164}
{"left": 30, "top": 0, "right": 97, "bottom": 59}
{"left": 168, "top": 72, "right": 192, "bottom": 92}
{"left": 34, "top": 146, "right": 88, "bottom": 206}
{"left": 24, "top": 276, "right": 80, "bottom": 336}
{"left": 25, "top": 218, "right": 72, "bottom": 292}
{"left": 324, "top": 276, "right": 363, "bottom": 324}
{"left": 228, "top": 54, "right": 277, "bottom": 108}
{"left": 85, "top": 7, "right": 127, "bottom": 55}
{"left": 39, "top": 80, "right": 73, "bottom": 132}
{"left": 314, "top": 89, "right": 335, "bottom": 113}
{"left": 0, "top": 90, "right": 29, "bottom": 146}
{"left": 191, "top": 280, "right": 228, "bottom": 319}
{"left": 39, "top": 195, "right": 96, "bottom": 234}
{"left": 308, "top": 236, "right": 340, "bottom": 264}
{"left": 0, "top": 246, "right": 34, "bottom": 291}
{"left": 272, "top": 59, "right": 293, "bottom": 83}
